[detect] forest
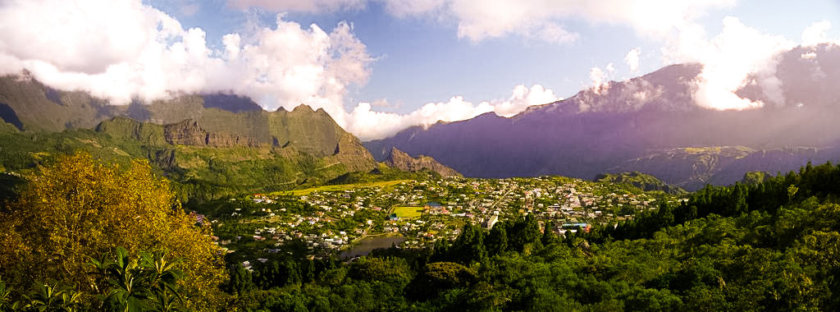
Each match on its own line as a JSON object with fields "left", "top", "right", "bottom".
{"left": 2, "top": 154, "right": 840, "bottom": 311}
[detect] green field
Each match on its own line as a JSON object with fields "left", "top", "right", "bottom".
{"left": 275, "top": 179, "right": 410, "bottom": 196}
{"left": 392, "top": 206, "right": 424, "bottom": 219}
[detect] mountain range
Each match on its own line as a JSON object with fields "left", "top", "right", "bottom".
{"left": 0, "top": 75, "right": 457, "bottom": 200}
{"left": 3, "top": 44, "right": 840, "bottom": 192}
{"left": 366, "top": 44, "right": 840, "bottom": 190}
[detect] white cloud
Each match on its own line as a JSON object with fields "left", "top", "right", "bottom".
{"left": 589, "top": 63, "right": 615, "bottom": 94}
{"left": 345, "top": 84, "right": 558, "bottom": 140}
{"left": 0, "top": 0, "right": 373, "bottom": 124}
{"left": 589, "top": 68, "right": 605, "bottom": 87}
{"left": 662, "top": 16, "right": 794, "bottom": 110}
{"left": 491, "top": 84, "right": 558, "bottom": 116}
{"left": 0, "top": 0, "right": 559, "bottom": 141}
{"left": 625, "top": 48, "right": 641, "bottom": 72}
{"left": 8, "top": 0, "right": 839, "bottom": 142}
{"left": 0, "top": 0, "right": 162, "bottom": 74}
{"left": 802, "top": 20, "right": 835, "bottom": 46}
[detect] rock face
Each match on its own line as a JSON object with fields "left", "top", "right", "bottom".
{"left": 385, "top": 147, "right": 461, "bottom": 177}
{"left": 163, "top": 119, "right": 260, "bottom": 147}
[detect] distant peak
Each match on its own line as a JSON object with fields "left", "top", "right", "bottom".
{"left": 384, "top": 146, "right": 460, "bottom": 177}
{"left": 388, "top": 146, "right": 407, "bottom": 158}
{"left": 292, "top": 104, "right": 314, "bottom": 113}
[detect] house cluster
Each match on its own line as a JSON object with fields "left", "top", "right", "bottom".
{"left": 210, "top": 175, "right": 679, "bottom": 264}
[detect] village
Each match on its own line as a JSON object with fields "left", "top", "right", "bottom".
{"left": 202, "top": 176, "right": 680, "bottom": 268}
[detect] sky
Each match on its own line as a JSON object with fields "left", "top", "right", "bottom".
{"left": 0, "top": 0, "right": 838, "bottom": 140}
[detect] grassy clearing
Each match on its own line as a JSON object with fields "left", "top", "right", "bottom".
{"left": 274, "top": 179, "right": 411, "bottom": 196}
{"left": 393, "top": 206, "right": 424, "bottom": 219}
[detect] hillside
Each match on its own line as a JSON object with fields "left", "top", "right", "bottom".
{"left": 0, "top": 75, "right": 370, "bottom": 159}
{"left": 0, "top": 117, "right": 375, "bottom": 201}
{"left": 0, "top": 72, "right": 383, "bottom": 199}
{"left": 366, "top": 44, "right": 840, "bottom": 190}
{"left": 594, "top": 171, "right": 685, "bottom": 194}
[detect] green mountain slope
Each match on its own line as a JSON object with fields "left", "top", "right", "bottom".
{"left": 0, "top": 75, "right": 370, "bottom": 162}
{"left": 0, "top": 74, "right": 381, "bottom": 200}
{"left": 0, "top": 73, "right": 122, "bottom": 131}
{"left": 595, "top": 171, "right": 686, "bottom": 194}
{"left": 0, "top": 118, "right": 375, "bottom": 202}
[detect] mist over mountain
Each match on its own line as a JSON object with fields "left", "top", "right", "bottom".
{"left": 366, "top": 44, "right": 840, "bottom": 190}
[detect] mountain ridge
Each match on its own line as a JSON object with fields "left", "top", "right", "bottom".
{"left": 365, "top": 44, "right": 840, "bottom": 190}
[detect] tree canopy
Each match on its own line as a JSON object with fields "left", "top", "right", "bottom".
{"left": 0, "top": 153, "right": 227, "bottom": 310}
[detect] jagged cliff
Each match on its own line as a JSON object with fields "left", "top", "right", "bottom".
{"left": 163, "top": 119, "right": 261, "bottom": 147}
{"left": 0, "top": 75, "right": 375, "bottom": 164}
{"left": 385, "top": 147, "right": 460, "bottom": 177}
{"left": 0, "top": 75, "right": 381, "bottom": 196}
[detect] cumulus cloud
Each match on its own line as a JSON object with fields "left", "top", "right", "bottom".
{"left": 0, "top": 0, "right": 374, "bottom": 125}
{"left": 0, "top": 0, "right": 560, "bottom": 140}
{"left": 345, "top": 84, "right": 558, "bottom": 140}
{"left": 802, "top": 20, "right": 832, "bottom": 46}
{"left": 7, "top": 0, "right": 838, "bottom": 141}
{"left": 625, "top": 48, "right": 641, "bottom": 73}
{"left": 662, "top": 17, "right": 794, "bottom": 110}
{"left": 589, "top": 63, "right": 615, "bottom": 94}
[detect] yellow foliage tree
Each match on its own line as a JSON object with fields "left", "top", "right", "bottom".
{"left": 0, "top": 153, "right": 227, "bottom": 310}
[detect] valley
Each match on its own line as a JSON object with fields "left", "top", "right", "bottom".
{"left": 193, "top": 174, "right": 678, "bottom": 267}
{"left": 0, "top": 32, "right": 839, "bottom": 312}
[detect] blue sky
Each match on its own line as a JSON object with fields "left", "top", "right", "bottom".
{"left": 0, "top": 0, "right": 838, "bottom": 139}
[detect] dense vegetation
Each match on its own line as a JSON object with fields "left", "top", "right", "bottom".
{"left": 595, "top": 171, "right": 686, "bottom": 195}
{"left": 0, "top": 120, "right": 380, "bottom": 203}
{"left": 0, "top": 154, "right": 227, "bottom": 311}
{"left": 220, "top": 162, "right": 840, "bottom": 311}
{"left": 5, "top": 151, "right": 840, "bottom": 311}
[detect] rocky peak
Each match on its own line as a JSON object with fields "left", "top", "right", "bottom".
{"left": 385, "top": 147, "right": 461, "bottom": 177}
{"left": 291, "top": 104, "right": 315, "bottom": 113}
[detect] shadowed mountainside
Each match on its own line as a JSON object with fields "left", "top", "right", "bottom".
{"left": 366, "top": 44, "right": 840, "bottom": 190}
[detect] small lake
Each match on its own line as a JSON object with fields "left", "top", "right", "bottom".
{"left": 340, "top": 235, "right": 405, "bottom": 258}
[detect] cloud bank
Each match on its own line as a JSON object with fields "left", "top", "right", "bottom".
{"left": 0, "top": 0, "right": 372, "bottom": 119}
{"left": 660, "top": 18, "right": 840, "bottom": 110}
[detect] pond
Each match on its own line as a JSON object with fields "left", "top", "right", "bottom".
{"left": 340, "top": 235, "right": 406, "bottom": 258}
